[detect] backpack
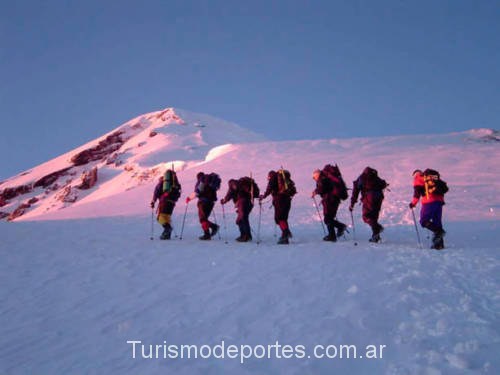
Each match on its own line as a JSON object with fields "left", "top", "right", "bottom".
{"left": 161, "top": 169, "right": 181, "bottom": 201}
{"left": 195, "top": 172, "right": 220, "bottom": 201}
{"left": 204, "top": 172, "right": 221, "bottom": 192}
{"left": 277, "top": 169, "right": 297, "bottom": 196}
{"left": 360, "top": 167, "right": 387, "bottom": 192}
{"left": 322, "top": 164, "right": 348, "bottom": 200}
{"left": 423, "top": 169, "right": 448, "bottom": 196}
{"left": 266, "top": 171, "right": 279, "bottom": 194}
{"left": 238, "top": 176, "right": 260, "bottom": 199}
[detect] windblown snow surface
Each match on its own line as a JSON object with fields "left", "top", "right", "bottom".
{"left": 0, "top": 110, "right": 499, "bottom": 374}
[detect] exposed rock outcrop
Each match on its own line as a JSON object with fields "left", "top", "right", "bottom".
{"left": 34, "top": 167, "right": 72, "bottom": 188}
{"left": 105, "top": 152, "right": 123, "bottom": 166}
{"left": 71, "top": 130, "right": 125, "bottom": 166}
{"left": 6, "top": 196, "right": 40, "bottom": 221}
{"left": 157, "top": 108, "right": 185, "bottom": 124}
{"left": 28, "top": 197, "right": 39, "bottom": 205}
{"left": 8, "top": 203, "right": 31, "bottom": 221}
{"left": 56, "top": 186, "right": 78, "bottom": 203}
{"left": 0, "top": 184, "right": 33, "bottom": 201}
{"left": 77, "top": 167, "right": 98, "bottom": 190}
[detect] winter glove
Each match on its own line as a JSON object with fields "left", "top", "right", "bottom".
{"left": 220, "top": 198, "right": 226, "bottom": 205}
{"left": 311, "top": 191, "right": 316, "bottom": 198}
{"left": 185, "top": 192, "right": 196, "bottom": 203}
{"left": 349, "top": 204, "right": 354, "bottom": 212}
{"left": 409, "top": 203, "right": 415, "bottom": 209}
{"left": 150, "top": 201, "right": 155, "bottom": 208}
{"left": 258, "top": 194, "right": 264, "bottom": 202}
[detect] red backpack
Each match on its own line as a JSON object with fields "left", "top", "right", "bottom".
{"left": 322, "top": 164, "right": 348, "bottom": 200}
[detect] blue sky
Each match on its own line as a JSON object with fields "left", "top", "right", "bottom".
{"left": 1, "top": 0, "right": 499, "bottom": 179}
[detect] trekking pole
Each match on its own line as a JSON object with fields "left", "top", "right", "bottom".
{"left": 221, "top": 203, "right": 228, "bottom": 244}
{"left": 150, "top": 207, "right": 155, "bottom": 240}
{"left": 350, "top": 210, "right": 358, "bottom": 246}
{"left": 257, "top": 200, "right": 262, "bottom": 244}
{"left": 212, "top": 209, "right": 222, "bottom": 240}
{"left": 312, "top": 196, "right": 327, "bottom": 235}
{"left": 179, "top": 201, "right": 189, "bottom": 240}
{"left": 410, "top": 207, "right": 423, "bottom": 249}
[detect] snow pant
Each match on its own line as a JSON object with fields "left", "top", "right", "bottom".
{"left": 361, "top": 192, "right": 384, "bottom": 235}
{"left": 157, "top": 198, "right": 176, "bottom": 239}
{"left": 197, "top": 199, "right": 215, "bottom": 232}
{"left": 236, "top": 198, "right": 253, "bottom": 238}
{"left": 157, "top": 199, "right": 175, "bottom": 226}
{"left": 273, "top": 194, "right": 291, "bottom": 235}
{"left": 420, "top": 201, "right": 444, "bottom": 233}
{"left": 322, "top": 195, "right": 345, "bottom": 238}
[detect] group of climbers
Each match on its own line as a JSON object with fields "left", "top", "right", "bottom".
{"left": 150, "top": 166, "right": 448, "bottom": 249}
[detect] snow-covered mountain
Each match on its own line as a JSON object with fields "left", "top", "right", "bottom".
{"left": 1, "top": 109, "right": 499, "bottom": 375}
{"left": 0, "top": 107, "right": 267, "bottom": 221}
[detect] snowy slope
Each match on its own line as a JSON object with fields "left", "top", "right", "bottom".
{"left": 1, "top": 218, "right": 498, "bottom": 374}
{"left": 0, "top": 110, "right": 499, "bottom": 374}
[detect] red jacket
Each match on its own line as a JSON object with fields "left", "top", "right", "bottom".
{"left": 411, "top": 173, "right": 447, "bottom": 206}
